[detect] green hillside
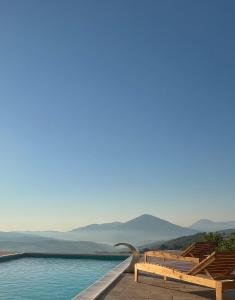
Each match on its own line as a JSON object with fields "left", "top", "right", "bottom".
{"left": 140, "top": 230, "right": 235, "bottom": 252}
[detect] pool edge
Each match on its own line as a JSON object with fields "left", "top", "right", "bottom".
{"left": 0, "top": 252, "right": 25, "bottom": 262}
{"left": 71, "top": 256, "right": 132, "bottom": 300}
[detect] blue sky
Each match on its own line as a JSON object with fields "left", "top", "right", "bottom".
{"left": 0, "top": 0, "right": 234, "bottom": 230}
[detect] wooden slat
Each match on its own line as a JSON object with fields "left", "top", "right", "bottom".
{"left": 135, "top": 263, "right": 217, "bottom": 288}
{"left": 188, "top": 252, "right": 216, "bottom": 276}
{"left": 182, "top": 242, "right": 217, "bottom": 260}
{"left": 181, "top": 243, "right": 196, "bottom": 256}
{"left": 222, "top": 280, "right": 235, "bottom": 289}
{"left": 144, "top": 251, "right": 199, "bottom": 263}
{"left": 190, "top": 252, "right": 235, "bottom": 279}
{"left": 145, "top": 242, "right": 217, "bottom": 264}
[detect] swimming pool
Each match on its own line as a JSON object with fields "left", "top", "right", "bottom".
{"left": 0, "top": 256, "right": 126, "bottom": 300}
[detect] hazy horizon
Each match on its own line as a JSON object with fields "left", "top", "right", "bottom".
{"left": 0, "top": 0, "right": 234, "bottom": 231}
{"left": 1, "top": 213, "right": 235, "bottom": 232}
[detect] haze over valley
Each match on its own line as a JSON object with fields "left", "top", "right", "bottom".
{"left": 1, "top": 214, "right": 235, "bottom": 253}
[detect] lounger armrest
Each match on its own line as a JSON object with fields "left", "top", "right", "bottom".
{"left": 144, "top": 251, "right": 199, "bottom": 263}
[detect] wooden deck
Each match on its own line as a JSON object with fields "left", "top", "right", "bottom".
{"left": 98, "top": 256, "right": 235, "bottom": 300}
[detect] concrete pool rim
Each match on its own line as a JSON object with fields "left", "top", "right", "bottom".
{"left": 71, "top": 255, "right": 132, "bottom": 300}
{"left": 0, "top": 252, "right": 128, "bottom": 262}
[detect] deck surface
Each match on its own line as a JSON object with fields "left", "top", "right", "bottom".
{"left": 98, "top": 256, "right": 235, "bottom": 300}
{"left": 98, "top": 273, "right": 235, "bottom": 300}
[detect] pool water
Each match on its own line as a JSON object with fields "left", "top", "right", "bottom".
{"left": 0, "top": 257, "right": 125, "bottom": 300}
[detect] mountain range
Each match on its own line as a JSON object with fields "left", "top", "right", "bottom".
{"left": 0, "top": 232, "right": 116, "bottom": 254}
{"left": 1, "top": 214, "right": 235, "bottom": 253}
{"left": 23, "top": 214, "right": 197, "bottom": 245}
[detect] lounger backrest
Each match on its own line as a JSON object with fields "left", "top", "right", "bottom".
{"left": 188, "top": 251, "right": 235, "bottom": 279}
{"left": 181, "top": 242, "right": 217, "bottom": 260}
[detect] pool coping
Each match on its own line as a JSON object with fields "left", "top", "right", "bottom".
{"left": 71, "top": 256, "right": 132, "bottom": 300}
{"left": 0, "top": 252, "right": 25, "bottom": 262}
{"left": 0, "top": 252, "right": 129, "bottom": 261}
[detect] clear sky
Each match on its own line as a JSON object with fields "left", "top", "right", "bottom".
{"left": 0, "top": 0, "right": 234, "bottom": 231}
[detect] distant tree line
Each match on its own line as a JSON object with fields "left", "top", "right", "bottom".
{"left": 142, "top": 231, "right": 235, "bottom": 252}
{"left": 202, "top": 232, "right": 235, "bottom": 252}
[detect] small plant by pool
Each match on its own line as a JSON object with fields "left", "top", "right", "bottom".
{"left": 0, "top": 256, "right": 126, "bottom": 300}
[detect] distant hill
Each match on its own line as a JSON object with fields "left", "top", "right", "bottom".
{"left": 190, "top": 219, "right": 235, "bottom": 232}
{"left": 68, "top": 214, "right": 197, "bottom": 245}
{"left": 140, "top": 232, "right": 207, "bottom": 251}
{"left": 140, "top": 229, "right": 235, "bottom": 252}
{"left": 0, "top": 232, "right": 116, "bottom": 254}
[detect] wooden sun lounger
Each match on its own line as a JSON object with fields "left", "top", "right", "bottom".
{"left": 135, "top": 251, "right": 235, "bottom": 300}
{"left": 145, "top": 242, "right": 217, "bottom": 264}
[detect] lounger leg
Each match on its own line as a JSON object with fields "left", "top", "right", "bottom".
{"left": 163, "top": 276, "right": 167, "bottom": 287}
{"left": 216, "top": 282, "right": 223, "bottom": 300}
{"left": 135, "top": 266, "right": 139, "bottom": 282}
{"left": 144, "top": 253, "right": 147, "bottom": 263}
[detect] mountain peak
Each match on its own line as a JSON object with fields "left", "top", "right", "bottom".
{"left": 121, "top": 214, "right": 191, "bottom": 232}
{"left": 68, "top": 214, "right": 196, "bottom": 244}
{"left": 191, "top": 219, "right": 214, "bottom": 225}
{"left": 129, "top": 214, "right": 160, "bottom": 221}
{"left": 126, "top": 214, "right": 169, "bottom": 222}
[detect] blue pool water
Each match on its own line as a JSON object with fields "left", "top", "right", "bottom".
{"left": 0, "top": 257, "right": 125, "bottom": 300}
